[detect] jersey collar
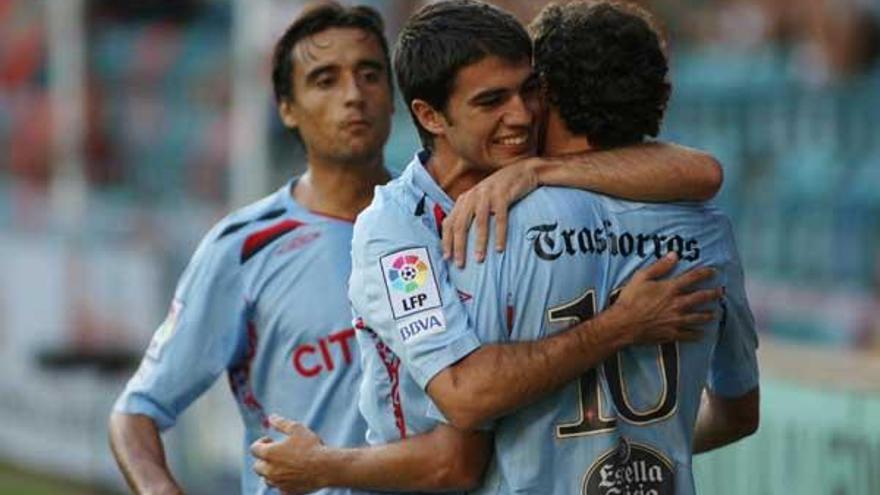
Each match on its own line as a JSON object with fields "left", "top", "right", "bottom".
{"left": 408, "top": 149, "right": 455, "bottom": 213}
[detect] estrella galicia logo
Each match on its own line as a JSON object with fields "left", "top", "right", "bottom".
{"left": 584, "top": 438, "right": 675, "bottom": 495}
{"left": 387, "top": 254, "right": 429, "bottom": 293}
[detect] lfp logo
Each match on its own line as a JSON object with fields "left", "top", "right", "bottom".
{"left": 387, "top": 254, "right": 429, "bottom": 293}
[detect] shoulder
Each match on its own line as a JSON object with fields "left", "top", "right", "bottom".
{"left": 194, "top": 188, "right": 300, "bottom": 268}
{"left": 353, "top": 176, "right": 427, "bottom": 248}
{"left": 508, "top": 186, "right": 607, "bottom": 228}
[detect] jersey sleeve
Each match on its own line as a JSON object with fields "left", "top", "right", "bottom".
{"left": 113, "top": 230, "right": 247, "bottom": 430}
{"left": 350, "top": 199, "right": 481, "bottom": 390}
{"left": 708, "top": 230, "right": 760, "bottom": 398}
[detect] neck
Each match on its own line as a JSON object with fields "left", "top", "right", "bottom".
{"left": 292, "top": 153, "right": 390, "bottom": 221}
{"left": 425, "top": 142, "right": 491, "bottom": 200}
{"left": 543, "top": 107, "right": 593, "bottom": 157}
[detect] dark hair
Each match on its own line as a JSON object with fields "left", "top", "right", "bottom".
{"left": 532, "top": 1, "right": 670, "bottom": 148}
{"left": 271, "top": 1, "right": 392, "bottom": 105}
{"left": 394, "top": 0, "right": 532, "bottom": 147}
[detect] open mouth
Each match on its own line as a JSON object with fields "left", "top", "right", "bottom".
{"left": 494, "top": 134, "right": 528, "bottom": 146}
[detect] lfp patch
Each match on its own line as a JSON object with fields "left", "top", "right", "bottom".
{"left": 381, "top": 247, "right": 442, "bottom": 320}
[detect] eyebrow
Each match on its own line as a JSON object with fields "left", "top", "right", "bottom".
{"left": 305, "top": 64, "right": 337, "bottom": 84}
{"left": 469, "top": 88, "right": 508, "bottom": 105}
{"left": 356, "top": 59, "right": 386, "bottom": 72}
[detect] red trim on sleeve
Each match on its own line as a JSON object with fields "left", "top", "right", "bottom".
{"left": 372, "top": 336, "right": 407, "bottom": 439}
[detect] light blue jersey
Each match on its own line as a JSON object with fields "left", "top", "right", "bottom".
{"left": 115, "top": 181, "right": 373, "bottom": 495}
{"left": 350, "top": 152, "right": 480, "bottom": 450}
{"left": 449, "top": 185, "right": 759, "bottom": 495}
{"left": 352, "top": 151, "right": 758, "bottom": 495}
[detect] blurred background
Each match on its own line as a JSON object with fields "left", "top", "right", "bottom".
{"left": 1, "top": 0, "right": 879, "bottom": 493}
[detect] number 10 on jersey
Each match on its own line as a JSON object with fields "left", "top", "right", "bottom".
{"left": 548, "top": 289, "right": 679, "bottom": 438}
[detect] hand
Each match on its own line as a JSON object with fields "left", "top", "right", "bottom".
{"left": 610, "top": 252, "right": 722, "bottom": 346}
{"left": 442, "top": 158, "right": 540, "bottom": 268}
{"left": 251, "top": 415, "right": 326, "bottom": 494}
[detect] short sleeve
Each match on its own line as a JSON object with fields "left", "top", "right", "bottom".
{"left": 350, "top": 201, "right": 481, "bottom": 389}
{"left": 708, "top": 235, "right": 759, "bottom": 398}
{"left": 114, "top": 232, "right": 247, "bottom": 430}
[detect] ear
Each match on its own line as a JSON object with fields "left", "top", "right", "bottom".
{"left": 278, "top": 99, "right": 299, "bottom": 130}
{"left": 411, "top": 99, "right": 447, "bottom": 138}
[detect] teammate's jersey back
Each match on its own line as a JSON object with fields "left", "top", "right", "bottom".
{"left": 450, "top": 187, "right": 759, "bottom": 495}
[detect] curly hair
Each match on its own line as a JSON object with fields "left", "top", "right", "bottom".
{"left": 531, "top": 1, "right": 670, "bottom": 149}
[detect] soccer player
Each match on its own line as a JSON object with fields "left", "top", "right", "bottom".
{"left": 108, "top": 5, "right": 394, "bottom": 494}
{"left": 250, "top": 2, "right": 747, "bottom": 494}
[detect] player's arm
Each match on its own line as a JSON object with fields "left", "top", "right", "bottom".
{"left": 694, "top": 225, "right": 761, "bottom": 454}
{"left": 109, "top": 227, "right": 247, "bottom": 494}
{"left": 109, "top": 413, "right": 183, "bottom": 495}
{"left": 443, "top": 142, "right": 722, "bottom": 266}
{"left": 252, "top": 416, "right": 491, "bottom": 493}
{"left": 352, "top": 206, "right": 720, "bottom": 432}
{"left": 529, "top": 142, "right": 722, "bottom": 201}
{"left": 693, "top": 386, "right": 760, "bottom": 454}
{"left": 427, "top": 253, "right": 719, "bottom": 430}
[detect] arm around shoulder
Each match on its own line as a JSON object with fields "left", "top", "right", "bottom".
{"left": 530, "top": 141, "right": 723, "bottom": 202}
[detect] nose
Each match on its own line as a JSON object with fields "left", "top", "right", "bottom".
{"left": 503, "top": 93, "right": 533, "bottom": 128}
{"left": 342, "top": 73, "right": 366, "bottom": 108}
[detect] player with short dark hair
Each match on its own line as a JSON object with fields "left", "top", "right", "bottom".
{"left": 109, "top": 4, "right": 394, "bottom": 494}
{"left": 393, "top": 0, "right": 532, "bottom": 148}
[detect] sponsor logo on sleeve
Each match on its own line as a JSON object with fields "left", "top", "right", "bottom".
{"left": 583, "top": 438, "right": 675, "bottom": 495}
{"left": 397, "top": 309, "right": 447, "bottom": 344}
{"left": 146, "top": 299, "right": 182, "bottom": 360}
{"left": 380, "top": 247, "right": 442, "bottom": 320}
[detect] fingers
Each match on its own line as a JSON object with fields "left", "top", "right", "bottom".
{"left": 676, "top": 288, "right": 723, "bottom": 310}
{"left": 671, "top": 266, "right": 716, "bottom": 292}
{"left": 472, "top": 196, "right": 492, "bottom": 264}
{"left": 634, "top": 252, "right": 678, "bottom": 281}
{"left": 452, "top": 213, "right": 471, "bottom": 268}
{"left": 679, "top": 311, "right": 717, "bottom": 327}
{"left": 269, "top": 414, "right": 298, "bottom": 435}
{"left": 253, "top": 459, "right": 269, "bottom": 477}
{"left": 494, "top": 206, "right": 508, "bottom": 253}
{"left": 250, "top": 436, "right": 272, "bottom": 459}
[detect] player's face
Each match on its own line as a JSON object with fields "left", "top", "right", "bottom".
{"left": 279, "top": 27, "right": 393, "bottom": 165}
{"left": 438, "top": 56, "right": 540, "bottom": 171}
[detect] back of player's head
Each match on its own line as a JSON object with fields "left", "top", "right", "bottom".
{"left": 531, "top": 0, "right": 670, "bottom": 149}
{"left": 394, "top": 0, "right": 532, "bottom": 148}
{"left": 271, "top": 1, "right": 392, "bottom": 105}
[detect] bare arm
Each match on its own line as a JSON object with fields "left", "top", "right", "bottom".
{"left": 108, "top": 413, "right": 183, "bottom": 495}
{"left": 693, "top": 387, "right": 760, "bottom": 454}
{"left": 428, "top": 254, "right": 721, "bottom": 430}
{"left": 531, "top": 142, "right": 722, "bottom": 202}
{"left": 252, "top": 416, "right": 491, "bottom": 493}
{"left": 443, "top": 142, "right": 722, "bottom": 266}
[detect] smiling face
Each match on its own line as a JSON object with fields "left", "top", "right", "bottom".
{"left": 414, "top": 55, "right": 541, "bottom": 172}
{"left": 278, "top": 27, "right": 393, "bottom": 166}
